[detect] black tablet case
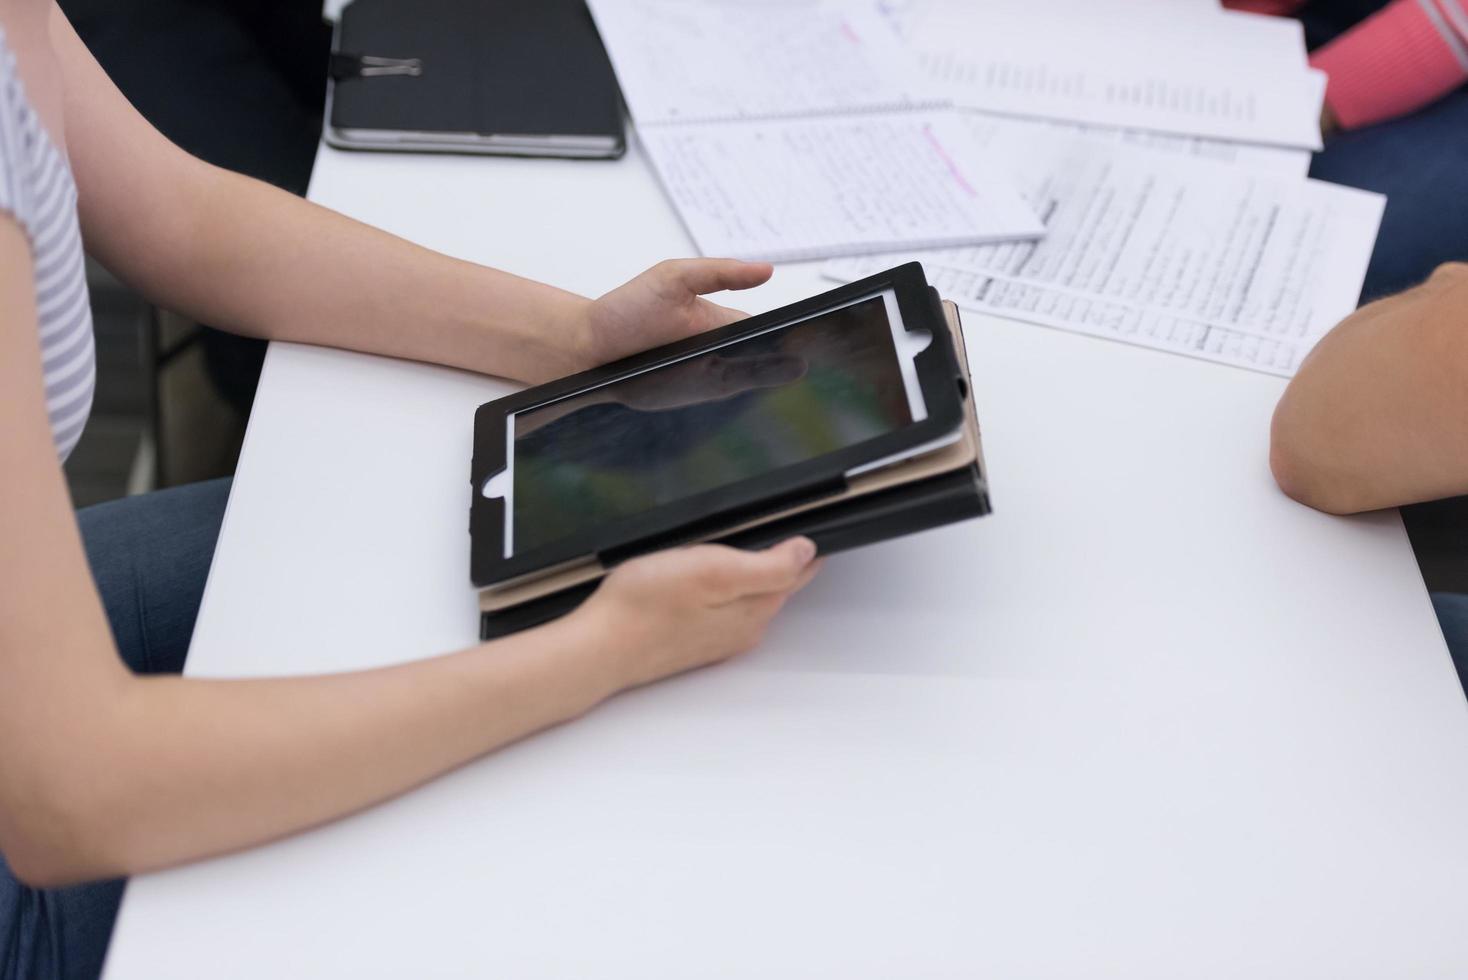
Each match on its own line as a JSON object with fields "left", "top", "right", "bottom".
{"left": 471, "top": 264, "right": 972, "bottom": 589}
{"left": 471, "top": 266, "right": 991, "bottom": 640}
{"left": 330, "top": 0, "right": 624, "bottom": 156}
{"left": 479, "top": 466, "right": 989, "bottom": 639}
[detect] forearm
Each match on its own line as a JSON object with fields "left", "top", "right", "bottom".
{"left": 1270, "top": 265, "right": 1468, "bottom": 513}
{"left": 188, "top": 168, "right": 594, "bottom": 382}
{"left": 19, "top": 616, "right": 617, "bottom": 886}
{"left": 128, "top": 166, "right": 593, "bottom": 384}
{"left": 54, "top": 6, "right": 594, "bottom": 385}
{"left": 6, "top": 198, "right": 619, "bottom": 885}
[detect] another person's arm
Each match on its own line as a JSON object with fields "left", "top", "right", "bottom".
{"left": 51, "top": 7, "right": 759, "bottom": 383}
{"left": 1270, "top": 262, "right": 1468, "bottom": 513}
{"left": 1309, "top": 0, "right": 1468, "bottom": 131}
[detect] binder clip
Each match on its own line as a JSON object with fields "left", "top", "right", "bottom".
{"left": 330, "top": 53, "right": 424, "bottom": 81}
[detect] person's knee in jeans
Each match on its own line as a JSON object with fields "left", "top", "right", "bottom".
{"left": 0, "top": 480, "right": 233, "bottom": 980}
{"left": 76, "top": 478, "right": 231, "bottom": 676}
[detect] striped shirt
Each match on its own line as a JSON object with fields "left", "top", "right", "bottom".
{"left": 0, "top": 29, "right": 94, "bottom": 462}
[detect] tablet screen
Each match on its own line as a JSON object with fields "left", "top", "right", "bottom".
{"left": 506, "top": 291, "right": 921, "bottom": 555}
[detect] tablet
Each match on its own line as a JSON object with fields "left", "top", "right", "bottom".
{"left": 470, "top": 263, "right": 966, "bottom": 588}
{"left": 477, "top": 299, "right": 987, "bottom": 626}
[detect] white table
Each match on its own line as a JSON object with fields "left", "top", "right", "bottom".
{"left": 103, "top": 131, "right": 1468, "bottom": 977}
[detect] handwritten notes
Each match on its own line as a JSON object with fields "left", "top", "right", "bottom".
{"left": 587, "top": 0, "right": 1042, "bottom": 260}
{"left": 643, "top": 111, "right": 1043, "bottom": 261}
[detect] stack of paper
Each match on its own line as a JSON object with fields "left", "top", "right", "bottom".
{"left": 591, "top": 0, "right": 1385, "bottom": 376}
{"left": 815, "top": 0, "right": 1385, "bottom": 377}
{"left": 825, "top": 120, "right": 1383, "bottom": 376}
{"left": 586, "top": 0, "right": 1044, "bottom": 261}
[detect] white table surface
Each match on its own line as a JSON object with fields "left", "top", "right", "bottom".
{"left": 103, "top": 130, "right": 1468, "bottom": 977}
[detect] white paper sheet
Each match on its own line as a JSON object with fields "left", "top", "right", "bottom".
{"left": 893, "top": 264, "right": 1313, "bottom": 374}
{"left": 824, "top": 127, "right": 1384, "bottom": 376}
{"left": 874, "top": 1, "right": 1319, "bottom": 174}
{"left": 875, "top": 0, "right": 1231, "bottom": 40}
{"left": 642, "top": 110, "right": 1045, "bottom": 262}
{"left": 885, "top": 0, "right": 1323, "bottom": 148}
{"left": 588, "top": 0, "right": 938, "bottom": 124}
{"left": 972, "top": 115, "right": 1313, "bottom": 178}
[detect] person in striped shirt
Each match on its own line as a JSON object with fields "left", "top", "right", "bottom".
{"left": 0, "top": 3, "right": 821, "bottom": 978}
{"left": 1230, "top": 0, "right": 1468, "bottom": 300}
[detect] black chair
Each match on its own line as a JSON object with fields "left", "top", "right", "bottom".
{"left": 62, "top": 0, "right": 330, "bottom": 484}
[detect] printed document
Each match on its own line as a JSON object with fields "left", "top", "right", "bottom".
{"left": 977, "top": 116, "right": 1313, "bottom": 178}
{"left": 878, "top": 0, "right": 1324, "bottom": 148}
{"left": 825, "top": 124, "right": 1385, "bottom": 376}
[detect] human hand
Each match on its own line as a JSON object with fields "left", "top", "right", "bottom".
{"left": 572, "top": 537, "right": 822, "bottom": 692}
{"left": 575, "top": 259, "right": 775, "bottom": 370}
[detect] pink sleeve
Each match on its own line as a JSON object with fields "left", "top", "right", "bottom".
{"left": 1310, "top": 0, "right": 1468, "bottom": 129}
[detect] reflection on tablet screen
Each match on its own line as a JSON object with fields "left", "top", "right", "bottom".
{"left": 511, "top": 293, "right": 913, "bottom": 554}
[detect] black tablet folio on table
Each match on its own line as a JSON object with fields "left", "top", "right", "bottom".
{"left": 327, "top": 0, "right": 624, "bottom": 158}
{"left": 469, "top": 263, "right": 992, "bottom": 639}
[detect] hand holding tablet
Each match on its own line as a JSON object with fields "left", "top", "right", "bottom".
{"left": 569, "top": 536, "right": 823, "bottom": 691}
{"left": 469, "top": 263, "right": 991, "bottom": 637}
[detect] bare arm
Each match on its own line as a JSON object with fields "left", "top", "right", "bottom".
{"left": 2, "top": 8, "right": 821, "bottom": 886}
{"left": 50, "top": 7, "right": 767, "bottom": 384}
{"left": 0, "top": 216, "right": 818, "bottom": 887}
{"left": 1270, "top": 262, "right": 1468, "bottom": 513}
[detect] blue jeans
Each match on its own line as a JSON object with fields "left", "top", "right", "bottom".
{"left": 1310, "top": 88, "right": 1468, "bottom": 302}
{"left": 0, "top": 479, "right": 230, "bottom": 980}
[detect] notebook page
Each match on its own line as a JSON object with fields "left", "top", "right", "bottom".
{"left": 640, "top": 109, "right": 1045, "bottom": 262}
{"left": 824, "top": 128, "right": 1383, "bottom": 375}
{"left": 587, "top": 0, "right": 937, "bottom": 124}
